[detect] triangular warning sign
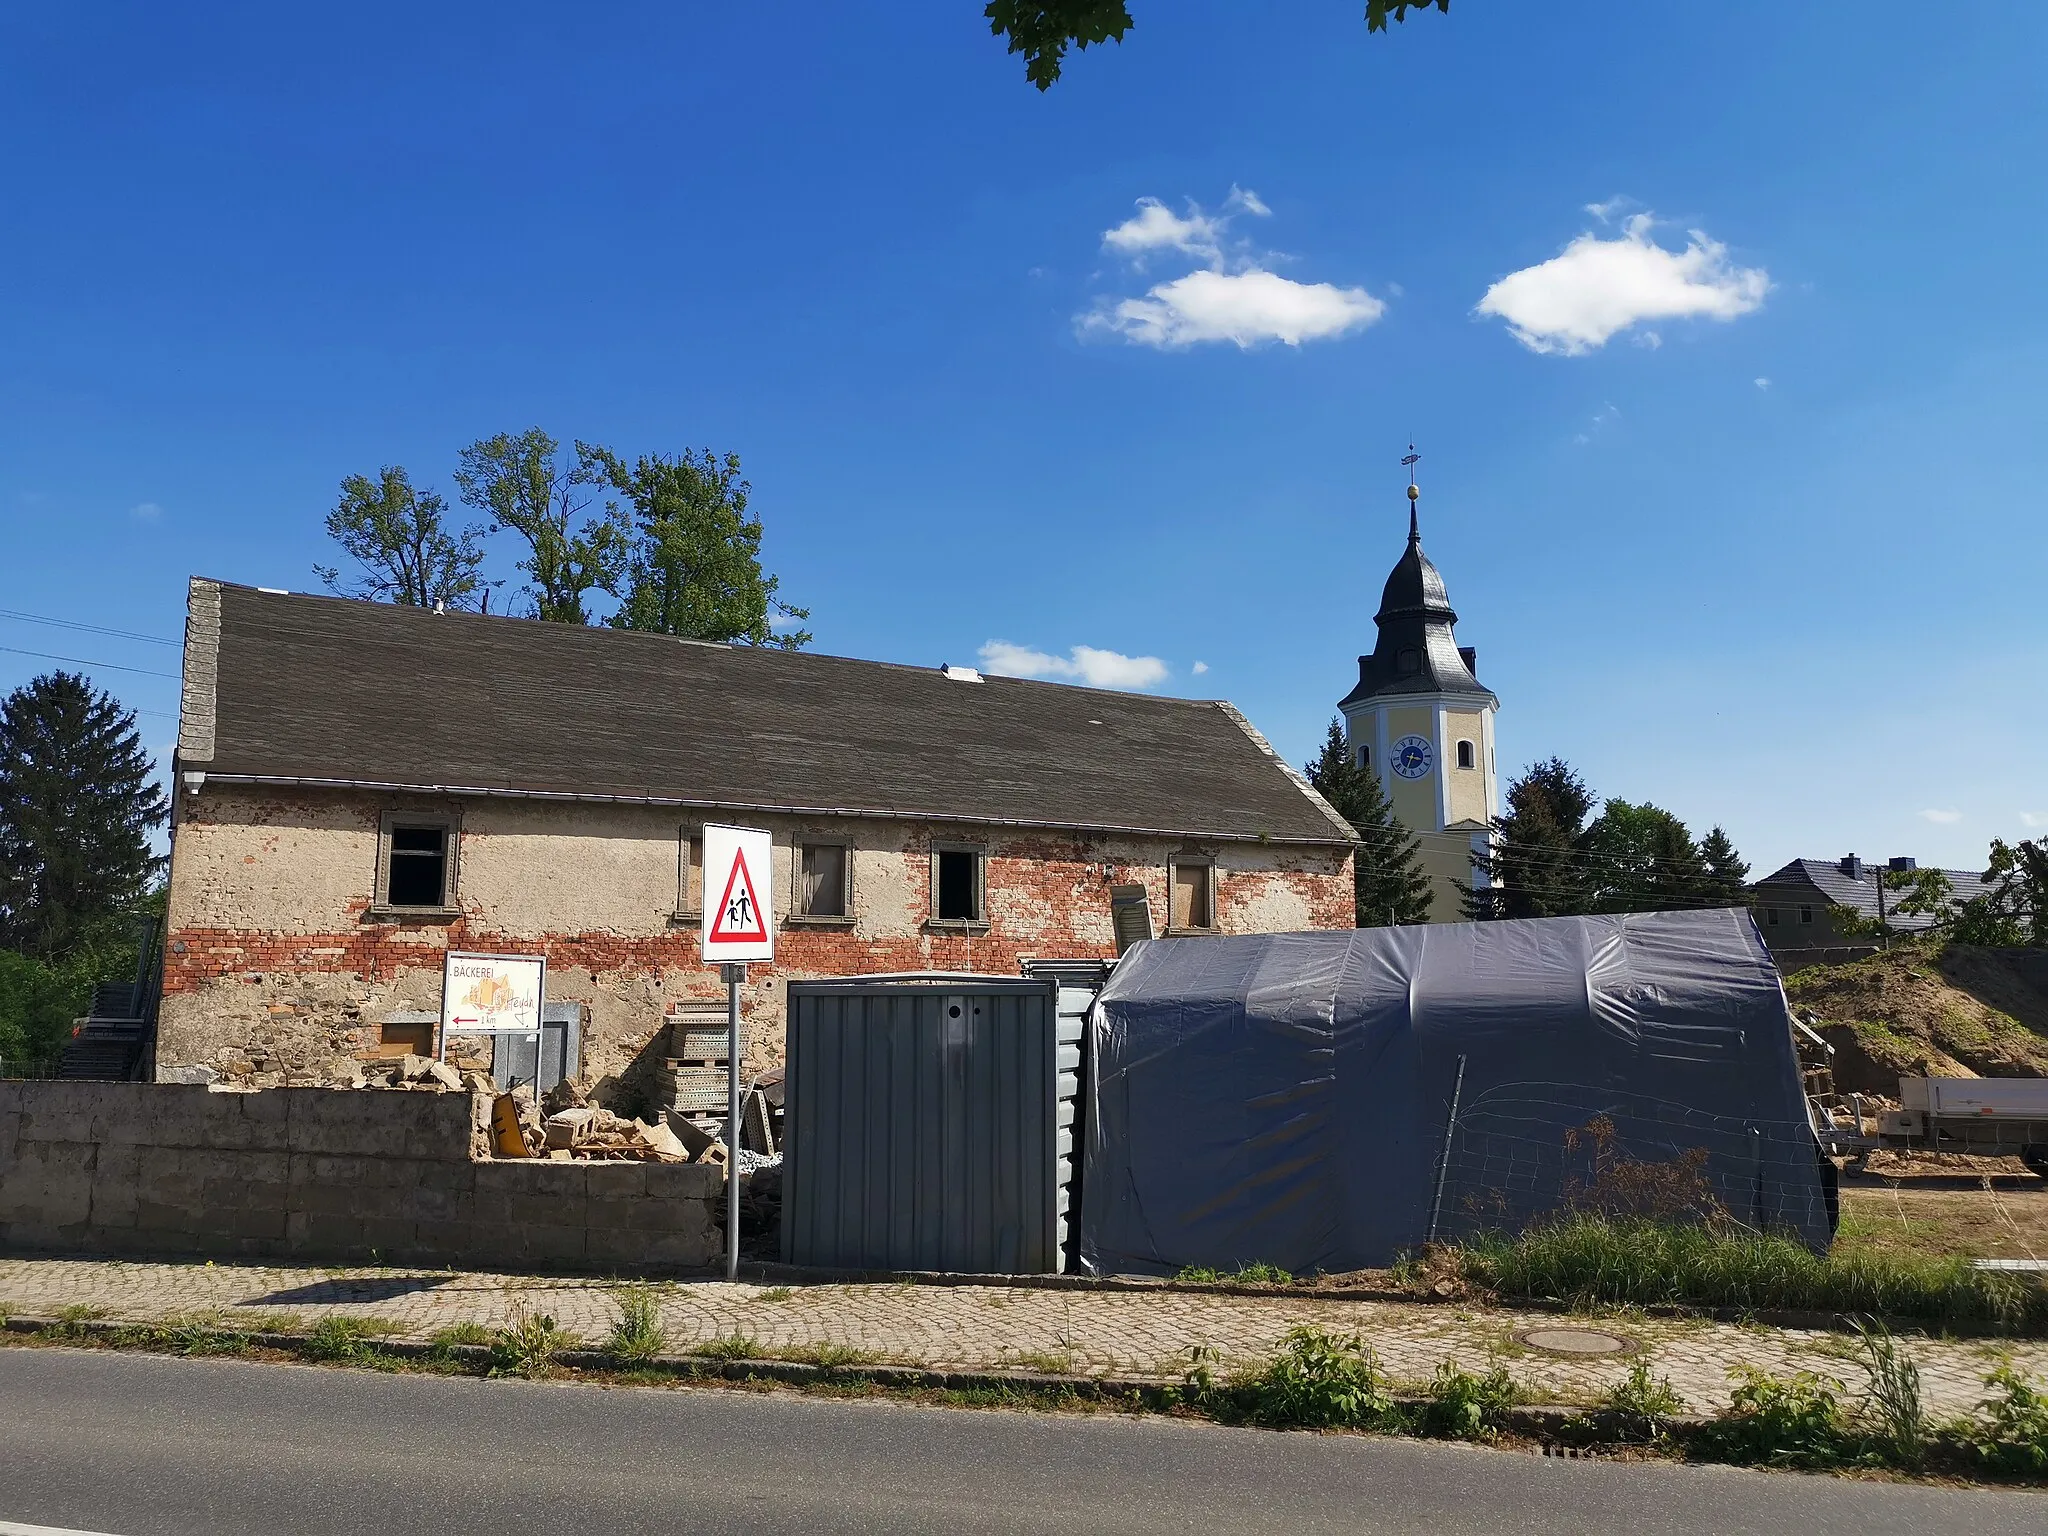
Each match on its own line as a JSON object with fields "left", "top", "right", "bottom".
{"left": 708, "top": 848, "right": 769, "bottom": 944}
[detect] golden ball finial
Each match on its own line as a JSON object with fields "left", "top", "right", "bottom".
{"left": 1407, "top": 482, "right": 1420, "bottom": 502}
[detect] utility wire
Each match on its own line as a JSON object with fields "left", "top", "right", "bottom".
{"left": 0, "top": 643, "right": 182, "bottom": 680}
{"left": 0, "top": 607, "right": 180, "bottom": 646}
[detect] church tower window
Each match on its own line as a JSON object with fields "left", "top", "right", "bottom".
{"left": 1456, "top": 739, "right": 1475, "bottom": 770}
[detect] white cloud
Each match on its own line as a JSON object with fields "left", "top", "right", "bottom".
{"left": 979, "top": 640, "right": 1169, "bottom": 691}
{"left": 1754, "top": 377, "right": 1771, "bottom": 390}
{"left": 1476, "top": 212, "right": 1770, "bottom": 356}
{"left": 1584, "top": 195, "right": 1634, "bottom": 223}
{"left": 1919, "top": 808, "right": 1963, "bottom": 824}
{"left": 767, "top": 611, "right": 804, "bottom": 632}
{"left": 1085, "top": 187, "right": 1383, "bottom": 351}
{"left": 2020, "top": 811, "right": 2048, "bottom": 828}
{"left": 1086, "top": 269, "right": 1384, "bottom": 350}
{"left": 131, "top": 501, "right": 163, "bottom": 520}
{"left": 1191, "top": 660, "right": 1209, "bottom": 675}
{"left": 1100, "top": 186, "right": 1269, "bottom": 267}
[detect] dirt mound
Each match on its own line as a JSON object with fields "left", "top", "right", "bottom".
{"left": 1784, "top": 943, "right": 2048, "bottom": 1095}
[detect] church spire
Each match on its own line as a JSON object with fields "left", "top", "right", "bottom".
{"left": 1402, "top": 444, "right": 1421, "bottom": 544}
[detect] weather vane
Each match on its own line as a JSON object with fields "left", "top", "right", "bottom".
{"left": 1401, "top": 443, "right": 1421, "bottom": 505}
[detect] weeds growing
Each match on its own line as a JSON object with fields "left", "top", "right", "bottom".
{"left": 606, "top": 1288, "right": 668, "bottom": 1364}
{"left": 753, "top": 1287, "right": 795, "bottom": 1303}
{"left": 1694, "top": 1366, "right": 1857, "bottom": 1468}
{"left": 1603, "top": 1358, "right": 1687, "bottom": 1441}
{"left": 489, "top": 1311, "right": 577, "bottom": 1379}
{"left": 1172, "top": 1263, "right": 1295, "bottom": 1286}
{"left": 694, "top": 1333, "right": 763, "bottom": 1362}
{"left": 1457, "top": 1215, "right": 2045, "bottom": 1331}
{"left": 1417, "top": 1361, "right": 1516, "bottom": 1441}
{"left": 1850, "top": 1320, "right": 1925, "bottom": 1469}
{"left": 1953, "top": 1363, "right": 2048, "bottom": 1477}
{"left": 302, "top": 1316, "right": 400, "bottom": 1363}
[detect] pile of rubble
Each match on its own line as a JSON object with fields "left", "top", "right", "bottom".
{"left": 344, "top": 1053, "right": 487, "bottom": 1092}
{"left": 480, "top": 1077, "right": 731, "bottom": 1166}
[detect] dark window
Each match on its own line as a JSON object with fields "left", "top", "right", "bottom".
{"left": 1357, "top": 744, "right": 1371, "bottom": 769}
{"left": 1767, "top": 907, "right": 1781, "bottom": 926}
{"left": 935, "top": 848, "right": 982, "bottom": 922}
{"left": 800, "top": 843, "right": 848, "bottom": 917}
{"left": 1456, "top": 739, "right": 1475, "bottom": 770}
{"left": 386, "top": 824, "right": 449, "bottom": 908}
{"left": 1800, "top": 906, "right": 1814, "bottom": 925}
{"left": 1397, "top": 647, "right": 1420, "bottom": 675}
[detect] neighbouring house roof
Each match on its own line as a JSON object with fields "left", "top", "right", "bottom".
{"left": 1753, "top": 858, "right": 1987, "bottom": 932}
{"left": 175, "top": 580, "right": 1357, "bottom": 847}
{"left": 1339, "top": 500, "right": 1497, "bottom": 710}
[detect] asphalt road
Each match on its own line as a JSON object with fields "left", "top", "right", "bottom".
{"left": 0, "top": 1349, "right": 2041, "bottom": 1535}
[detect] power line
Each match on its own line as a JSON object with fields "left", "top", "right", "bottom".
{"left": 0, "top": 608, "right": 180, "bottom": 646}
{"left": 0, "top": 644, "right": 182, "bottom": 680}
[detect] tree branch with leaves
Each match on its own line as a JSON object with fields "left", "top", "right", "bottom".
{"left": 455, "top": 430, "right": 631, "bottom": 624}
{"left": 314, "top": 467, "right": 494, "bottom": 610}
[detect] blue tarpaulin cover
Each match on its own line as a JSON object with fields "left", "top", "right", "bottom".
{"left": 1077, "top": 909, "right": 1831, "bottom": 1276}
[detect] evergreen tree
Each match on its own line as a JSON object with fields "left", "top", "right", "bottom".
{"left": 1306, "top": 719, "right": 1433, "bottom": 926}
{"left": 1471, "top": 757, "right": 1596, "bottom": 919}
{"left": 0, "top": 673, "right": 167, "bottom": 959}
{"left": 1697, "top": 825, "right": 1751, "bottom": 906}
{"left": 589, "top": 447, "right": 812, "bottom": 648}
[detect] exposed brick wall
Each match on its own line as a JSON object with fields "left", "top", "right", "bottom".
{"left": 0, "top": 1081, "right": 721, "bottom": 1270}
{"left": 157, "top": 788, "right": 1353, "bottom": 1103}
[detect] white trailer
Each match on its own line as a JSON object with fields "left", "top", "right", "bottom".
{"left": 1872, "top": 1076, "right": 2048, "bottom": 1174}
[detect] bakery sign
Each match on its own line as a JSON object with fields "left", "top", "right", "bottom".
{"left": 440, "top": 951, "right": 546, "bottom": 1035}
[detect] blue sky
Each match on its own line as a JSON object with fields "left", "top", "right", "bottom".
{"left": 2, "top": 1, "right": 2043, "bottom": 878}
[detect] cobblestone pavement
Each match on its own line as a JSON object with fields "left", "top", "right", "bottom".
{"left": 2, "top": 1255, "right": 2042, "bottom": 1416}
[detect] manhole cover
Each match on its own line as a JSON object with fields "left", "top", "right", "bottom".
{"left": 1514, "top": 1327, "right": 1635, "bottom": 1357}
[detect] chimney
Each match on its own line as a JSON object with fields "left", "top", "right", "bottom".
{"left": 1839, "top": 855, "right": 1865, "bottom": 880}
{"left": 1888, "top": 856, "right": 1917, "bottom": 872}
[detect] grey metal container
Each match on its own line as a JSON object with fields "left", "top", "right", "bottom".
{"left": 783, "top": 975, "right": 1063, "bottom": 1275}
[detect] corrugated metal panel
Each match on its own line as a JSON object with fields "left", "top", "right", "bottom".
{"left": 784, "top": 977, "right": 1059, "bottom": 1274}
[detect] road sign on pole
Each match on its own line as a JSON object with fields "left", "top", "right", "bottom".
{"left": 701, "top": 824, "right": 772, "bottom": 1281}
{"left": 701, "top": 824, "right": 774, "bottom": 963}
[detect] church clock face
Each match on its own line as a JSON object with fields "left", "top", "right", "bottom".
{"left": 1390, "top": 734, "right": 1435, "bottom": 780}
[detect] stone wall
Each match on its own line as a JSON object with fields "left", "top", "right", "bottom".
{"left": 0, "top": 1081, "right": 721, "bottom": 1271}
{"left": 157, "top": 786, "right": 1352, "bottom": 1103}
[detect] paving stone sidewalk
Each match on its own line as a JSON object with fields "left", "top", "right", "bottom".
{"left": 2, "top": 1254, "right": 2042, "bottom": 1416}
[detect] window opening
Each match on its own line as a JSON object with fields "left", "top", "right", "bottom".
{"left": 935, "top": 848, "right": 981, "bottom": 922}
{"left": 1169, "top": 861, "right": 1214, "bottom": 930}
{"left": 800, "top": 843, "right": 848, "bottom": 918}
{"left": 1456, "top": 739, "right": 1475, "bottom": 770}
{"left": 386, "top": 824, "right": 449, "bottom": 908}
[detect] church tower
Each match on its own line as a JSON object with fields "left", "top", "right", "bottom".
{"left": 1338, "top": 461, "right": 1499, "bottom": 922}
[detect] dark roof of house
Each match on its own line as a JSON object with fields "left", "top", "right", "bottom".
{"left": 175, "top": 580, "right": 1355, "bottom": 846}
{"left": 1339, "top": 500, "right": 1496, "bottom": 709}
{"left": 1754, "top": 858, "right": 1987, "bottom": 930}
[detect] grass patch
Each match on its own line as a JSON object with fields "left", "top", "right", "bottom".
{"left": 155, "top": 1311, "right": 252, "bottom": 1357}
{"left": 753, "top": 1287, "right": 794, "bottom": 1303}
{"left": 1173, "top": 1262, "right": 1296, "bottom": 1286}
{"left": 1455, "top": 1215, "right": 2047, "bottom": 1331}
{"left": 1012, "top": 1348, "right": 1076, "bottom": 1375}
{"left": 606, "top": 1288, "right": 668, "bottom": 1364}
{"left": 693, "top": 1333, "right": 762, "bottom": 1362}
{"left": 428, "top": 1322, "right": 495, "bottom": 1355}
{"left": 774, "top": 1342, "right": 877, "bottom": 1369}
{"left": 302, "top": 1316, "right": 403, "bottom": 1363}
{"left": 234, "top": 1311, "right": 305, "bottom": 1335}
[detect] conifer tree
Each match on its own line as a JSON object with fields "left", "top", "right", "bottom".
{"left": 0, "top": 672, "right": 166, "bottom": 959}
{"left": 1306, "top": 719, "right": 1434, "bottom": 927}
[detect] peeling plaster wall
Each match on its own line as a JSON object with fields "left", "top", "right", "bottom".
{"left": 159, "top": 788, "right": 1352, "bottom": 1105}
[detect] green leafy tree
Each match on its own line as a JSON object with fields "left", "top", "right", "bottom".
{"left": 0, "top": 673, "right": 166, "bottom": 961}
{"left": 1306, "top": 719, "right": 1433, "bottom": 926}
{"left": 987, "top": 1, "right": 1449, "bottom": 89}
{"left": 1831, "top": 865, "right": 1958, "bottom": 945}
{"left": 1953, "top": 838, "right": 2047, "bottom": 946}
{"left": 313, "top": 466, "right": 494, "bottom": 609}
{"left": 589, "top": 447, "right": 812, "bottom": 648}
{"left": 1580, "top": 799, "right": 1711, "bottom": 913}
{"left": 1469, "top": 757, "right": 1595, "bottom": 919}
{"left": 455, "top": 430, "right": 630, "bottom": 624}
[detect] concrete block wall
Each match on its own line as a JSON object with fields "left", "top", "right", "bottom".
{"left": 0, "top": 1082, "right": 721, "bottom": 1271}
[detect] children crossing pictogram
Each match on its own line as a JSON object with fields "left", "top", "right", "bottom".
{"left": 700, "top": 823, "right": 775, "bottom": 962}
{"left": 708, "top": 848, "right": 767, "bottom": 943}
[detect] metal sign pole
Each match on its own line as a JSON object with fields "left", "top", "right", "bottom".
{"left": 723, "top": 961, "right": 747, "bottom": 1282}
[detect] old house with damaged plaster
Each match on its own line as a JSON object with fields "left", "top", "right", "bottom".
{"left": 157, "top": 580, "right": 1357, "bottom": 1100}
{"left": 155, "top": 499, "right": 1495, "bottom": 1104}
